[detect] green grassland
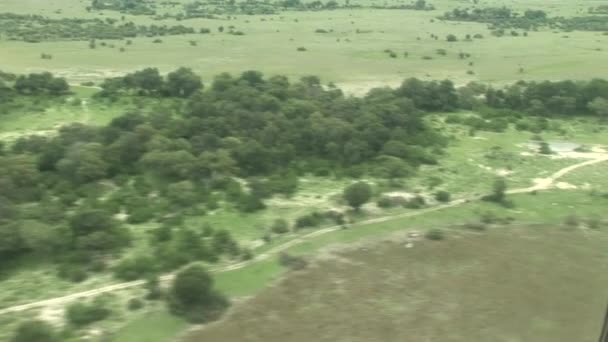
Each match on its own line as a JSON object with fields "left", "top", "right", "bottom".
{"left": 1, "top": 0, "right": 608, "bottom": 89}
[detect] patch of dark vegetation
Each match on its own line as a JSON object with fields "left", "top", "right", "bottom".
{"left": 440, "top": 7, "right": 608, "bottom": 33}
{"left": 0, "top": 12, "right": 200, "bottom": 42}
{"left": 89, "top": 0, "right": 156, "bottom": 15}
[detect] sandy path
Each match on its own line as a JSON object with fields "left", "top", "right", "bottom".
{"left": 0, "top": 153, "right": 606, "bottom": 316}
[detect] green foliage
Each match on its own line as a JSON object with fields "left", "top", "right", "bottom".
{"left": 539, "top": 142, "right": 553, "bottom": 155}
{"left": 11, "top": 320, "right": 58, "bottom": 342}
{"left": 127, "top": 298, "right": 145, "bottom": 311}
{"left": 0, "top": 13, "right": 196, "bottom": 42}
{"left": 434, "top": 190, "right": 451, "bottom": 202}
{"left": 295, "top": 212, "right": 324, "bottom": 229}
{"left": 66, "top": 298, "right": 111, "bottom": 326}
{"left": 343, "top": 182, "right": 373, "bottom": 211}
{"left": 114, "top": 255, "right": 158, "bottom": 281}
{"left": 425, "top": 228, "right": 445, "bottom": 240}
{"left": 168, "top": 264, "right": 229, "bottom": 323}
{"left": 278, "top": 252, "right": 308, "bottom": 270}
{"left": 271, "top": 218, "right": 290, "bottom": 234}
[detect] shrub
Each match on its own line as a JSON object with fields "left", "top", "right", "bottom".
{"left": 271, "top": 218, "right": 290, "bottom": 234}
{"left": 425, "top": 228, "right": 445, "bottom": 240}
{"left": 564, "top": 214, "right": 579, "bottom": 227}
{"left": 434, "top": 190, "right": 451, "bottom": 202}
{"left": 168, "top": 264, "right": 229, "bottom": 323}
{"left": 113, "top": 255, "right": 157, "bottom": 281}
{"left": 446, "top": 34, "right": 458, "bottom": 42}
{"left": 66, "top": 299, "right": 111, "bottom": 326}
{"left": 343, "top": 182, "right": 373, "bottom": 211}
{"left": 587, "top": 217, "right": 601, "bottom": 229}
{"left": 127, "top": 298, "right": 144, "bottom": 311}
{"left": 404, "top": 195, "right": 426, "bottom": 209}
{"left": 11, "top": 320, "right": 58, "bottom": 342}
{"left": 297, "top": 47, "right": 307, "bottom": 51}
{"left": 464, "top": 222, "right": 487, "bottom": 231}
{"left": 57, "top": 264, "right": 88, "bottom": 283}
{"left": 278, "top": 252, "right": 308, "bottom": 270}
{"left": 295, "top": 212, "right": 323, "bottom": 229}
{"left": 376, "top": 196, "right": 394, "bottom": 208}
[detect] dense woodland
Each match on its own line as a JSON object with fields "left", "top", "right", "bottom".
{"left": 2, "top": 70, "right": 608, "bottom": 278}
{"left": 0, "top": 68, "right": 453, "bottom": 283}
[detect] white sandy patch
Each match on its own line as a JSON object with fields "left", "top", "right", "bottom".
{"left": 382, "top": 191, "right": 416, "bottom": 200}
{"left": 496, "top": 169, "right": 513, "bottom": 176}
{"left": 591, "top": 145, "right": 607, "bottom": 153}
{"left": 472, "top": 136, "right": 487, "bottom": 140}
{"left": 555, "top": 182, "right": 578, "bottom": 190}
{"left": 114, "top": 212, "right": 128, "bottom": 222}
{"left": 520, "top": 152, "right": 533, "bottom": 157}
{"left": 558, "top": 151, "right": 607, "bottom": 159}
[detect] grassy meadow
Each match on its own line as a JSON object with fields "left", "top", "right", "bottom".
{"left": 1, "top": 0, "right": 608, "bottom": 90}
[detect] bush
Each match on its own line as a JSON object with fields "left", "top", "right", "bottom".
{"left": 464, "top": 222, "right": 487, "bottom": 231}
{"left": 376, "top": 196, "right": 394, "bottom": 208}
{"left": 425, "top": 228, "right": 445, "bottom": 240}
{"left": 295, "top": 212, "right": 323, "bottom": 229}
{"left": 297, "top": 47, "right": 307, "bottom": 51}
{"left": 564, "top": 214, "right": 579, "bottom": 227}
{"left": 271, "top": 218, "right": 289, "bottom": 234}
{"left": 57, "top": 264, "right": 88, "bottom": 283}
{"left": 11, "top": 320, "right": 58, "bottom": 342}
{"left": 66, "top": 299, "right": 111, "bottom": 326}
{"left": 168, "top": 264, "right": 229, "bottom": 323}
{"left": 127, "top": 298, "right": 144, "bottom": 311}
{"left": 587, "top": 217, "right": 601, "bottom": 229}
{"left": 434, "top": 190, "right": 451, "bottom": 202}
{"left": 113, "top": 255, "right": 157, "bottom": 281}
{"left": 404, "top": 195, "right": 426, "bottom": 209}
{"left": 278, "top": 252, "right": 308, "bottom": 270}
{"left": 446, "top": 34, "right": 458, "bottom": 42}
{"left": 343, "top": 182, "right": 373, "bottom": 211}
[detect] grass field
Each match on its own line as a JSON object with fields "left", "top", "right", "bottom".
{"left": 1, "top": 0, "right": 608, "bottom": 90}
{"left": 184, "top": 224, "right": 608, "bottom": 342}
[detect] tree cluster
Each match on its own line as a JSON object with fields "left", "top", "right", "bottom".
{"left": 0, "top": 69, "right": 451, "bottom": 278}
{"left": 99, "top": 67, "right": 203, "bottom": 97}
{"left": 0, "top": 12, "right": 198, "bottom": 42}
{"left": 440, "top": 6, "right": 608, "bottom": 32}
{"left": 89, "top": 0, "right": 156, "bottom": 15}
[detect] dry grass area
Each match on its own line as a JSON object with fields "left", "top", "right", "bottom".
{"left": 184, "top": 225, "right": 608, "bottom": 342}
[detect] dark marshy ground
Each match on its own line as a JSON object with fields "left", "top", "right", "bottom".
{"left": 184, "top": 225, "right": 608, "bottom": 342}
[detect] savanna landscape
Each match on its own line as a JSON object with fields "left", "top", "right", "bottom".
{"left": 1, "top": 0, "right": 608, "bottom": 341}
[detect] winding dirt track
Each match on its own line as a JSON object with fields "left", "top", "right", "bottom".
{"left": 0, "top": 155, "right": 606, "bottom": 316}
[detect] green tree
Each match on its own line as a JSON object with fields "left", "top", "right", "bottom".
{"left": 588, "top": 97, "right": 608, "bottom": 117}
{"left": 165, "top": 67, "right": 202, "bottom": 97}
{"left": 56, "top": 143, "right": 108, "bottom": 183}
{"left": 343, "top": 182, "right": 373, "bottom": 211}
{"left": 66, "top": 299, "right": 111, "bottom": 326}
{"left": 11, "top": 320, "right": 58, "bottom": 342}
{"left": 168, "top": 264, "right": 229, "bottom": 322}
{"left": 489, "top": 178, "right": 507, "bottom": 203}
{"left": 446, "top": 34, "right": 458, "bottom": 42}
